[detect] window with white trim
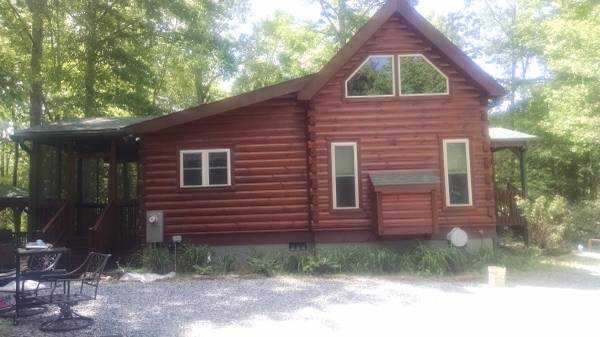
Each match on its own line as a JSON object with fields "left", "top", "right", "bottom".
{"left": 331, "top": 142, "right": 359, "bottom": 209}
{"left": 180, "top": 149, "right": 231, "bottom": 188}
{"left": 443, "top": 139, "right": 473, "bottom": 206}
{"left": 345, "top": 55, "right": 395, "bottom": 98}
{"left": 399, "top": 54, "right": 449, "bottom": 96}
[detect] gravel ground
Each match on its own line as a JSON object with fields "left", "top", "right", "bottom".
{"left": 3, "top": 252, "right": 600, "bottom": 337}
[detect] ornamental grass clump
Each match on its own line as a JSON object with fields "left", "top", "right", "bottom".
{"left": 139, "top": 245, "right": 173, "bottom": 274}
{"left": 176, "top": 245, "right": 213, "bottom": 274}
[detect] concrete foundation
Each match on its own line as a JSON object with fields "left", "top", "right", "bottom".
{"left": 209, "top": 237, "right": 494, "bottom": 260}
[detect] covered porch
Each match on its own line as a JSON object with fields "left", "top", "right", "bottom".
{"left": 489, "top": 127, "right": 537, "bottom": 233}
{"left": 9, "top": 117, "right": 150, "bottom": 254}
{"left": 3, "top": 118, "right": 537, "bottom": 253}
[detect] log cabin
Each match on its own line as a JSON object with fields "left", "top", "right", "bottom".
{"left": 10, "top": 0, "right": 536, "bottom": 257}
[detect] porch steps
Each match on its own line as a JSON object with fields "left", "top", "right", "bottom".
{"left": 63, "top": 236, "right": 90, "bottom": 268}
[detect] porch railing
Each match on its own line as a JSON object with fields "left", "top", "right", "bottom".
{"left": 41, "top": 201, "right": 70, "bottom": 244}
{"left": 116, "top": 201, "right": 139, "bottom": 250}
{"left": 495, "top": 183, "right": 527, "bottom": 227}
{"left": 89, "top": 202, "right": 116, "bottom": 253}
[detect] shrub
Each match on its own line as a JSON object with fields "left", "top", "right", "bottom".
{"left": 176, "top": 245, "right": 213, "bottom": 274}
{"left": 299, "top": 255, "right": 340, "bottom": 275}
{"left": 472, "top": 247, "right": 540, "bottom": 271}
{"left": 247, "top": 254, "right": 280, "bottom": 277}
{"left": 518, "top": 195, "right": 571, "bottom": 250}
{"left": 219, "top": 254, "right": 238, "bottom": 273}
{"left": 567, "top": 199, "right": 600, "bottom": 244}
{"left": 408, "top": 244, "right": 470, "bottom": 276}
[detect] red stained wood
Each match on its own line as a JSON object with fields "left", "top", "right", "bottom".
{"left": 307, "top": 14, "right": 496, "bottom": 238}
{"left": 138, "top": 12, "right": 497, "bottom": 243}
{"left": 139, "top": 97, "right": 310, "bottom": 236}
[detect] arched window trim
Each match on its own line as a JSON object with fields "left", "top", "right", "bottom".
{"left": 398, "top": 54, "right": 450, "bottom": 97}
{"left": 344, "top": 55, "right": 396, "bottom": 98}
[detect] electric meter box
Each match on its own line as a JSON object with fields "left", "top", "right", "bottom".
{"left": 146, "top": 210, "right": 164, "bottom": 243}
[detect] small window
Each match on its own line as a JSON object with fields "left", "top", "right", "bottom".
{"left": 399, "top": 54, "right": 448, "bottom": 96}
{"left": 443, "top": 139, "right": 473, "bottom": 206}
{"left": 180, "top": 149, "right": 231, "bottom": 188}
{"left": 331, "top": 142, "right": 359, "bottom": 209}
{"left": 345, "top": 55, "right": 395, "bottom": 98}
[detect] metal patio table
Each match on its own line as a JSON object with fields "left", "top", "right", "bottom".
{"left": 13, "top": 246, "right": 69, "bottom": 325}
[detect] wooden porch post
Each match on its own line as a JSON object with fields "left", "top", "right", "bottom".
{"left": 518, "top": 148, "right": 528, "bottom": 198}
{"left": 29, "top": 141, "right": 41, "bottom": 232}
{"left": 108, "top": 140, "right": 118, "bottom": 203}
{"left": 65, "top": 144, "right": 77, "bottom": 237}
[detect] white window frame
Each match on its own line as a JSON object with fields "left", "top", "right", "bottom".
{"left": 398, "top": 54, "right": 450, "bottom": 97}
{"left": 344, "top": 55, "right": 396, "bottom": 98}
{"left": 180, "top": 149, "right": 231, "bottom": 188}
{"left": 331, "top": 142, "right": 360, "bottom": 210}
{"left": 443, "top": 139, "right": 473, "bottom": 207}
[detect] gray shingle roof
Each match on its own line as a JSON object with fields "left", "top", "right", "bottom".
{"left": 370, "top": 170, "right": 440, "bottom": 187}
{"left": 12, "top": 117, "right": 151, "bottom": 140}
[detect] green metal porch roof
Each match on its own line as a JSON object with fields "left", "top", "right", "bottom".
{"left": 489, "top": 127, "right": 537, "bottom": 149}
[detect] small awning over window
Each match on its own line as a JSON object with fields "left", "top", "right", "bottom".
{"left": 489, "top": 127, "right": 537, "bottom": 150}
{"left": 370, "top": 170, "right": 440, "bottom": 187}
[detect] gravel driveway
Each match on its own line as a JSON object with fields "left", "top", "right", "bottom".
{"left": 3, "top": 253, "right": 600, "bottom": 337}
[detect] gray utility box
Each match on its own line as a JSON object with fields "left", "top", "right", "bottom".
{"left": 146, "top": 210, "right": 164, "bottom": 243}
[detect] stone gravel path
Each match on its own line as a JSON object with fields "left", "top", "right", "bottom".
{"left": 3, "top": 253, "right": 600, "bottom": 337}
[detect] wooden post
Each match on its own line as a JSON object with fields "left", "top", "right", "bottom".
{"left": 108, "top": 140, "right": 118, "bottom": 250}
{"left": 518, "top": 148, "right": 528, "bottom": 198}
{"left": 65, "top": 144, "right": 76, "bottom": 237}
{"left": 56, "top": 147, "right": 63, "bottom": 199}
{"left": 108, "top": 141, "right": 118, "bottom": 203}
{"left": 29, "top": 141, "right": 41, "bottom": 232}
{"left": 122, "top": 162, "right": 130, "bottom": 201}
{"left": 76, "top": 157, "right": 83, "bottom": 235}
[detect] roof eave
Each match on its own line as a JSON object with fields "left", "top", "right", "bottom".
{"left": 127, "top": 75, "right": 316, "bottom": 134}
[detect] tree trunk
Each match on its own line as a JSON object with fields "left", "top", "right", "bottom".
{"left": 28, "top": 0, "right": 46, "bottom": 232}
{"left": 28, "top": 0, "right": 46, "bottom": 127}
{"left": 83, "top": 0, "right": 99, "bottom": 117}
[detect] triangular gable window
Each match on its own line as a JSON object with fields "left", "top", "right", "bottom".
{"left": 399, "top": 54, "right": 449, "bottom": 96}
{"left": 345, "top": 55, "right": 395, "bottom": 98}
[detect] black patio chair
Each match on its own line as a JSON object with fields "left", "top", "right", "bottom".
{"left": 37, "top": 252, "right": 111, "bottom": 332}
{"left": 0, "top": 251, "right": 64, "bottom": 317}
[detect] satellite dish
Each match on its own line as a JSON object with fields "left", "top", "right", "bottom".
{"left": 447, "top": 227, "right": 469, "bottom": 247}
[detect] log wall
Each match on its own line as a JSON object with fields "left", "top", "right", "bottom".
{"left": 307, "top": 14, "right": 496, "bottom": 237}
{"left": 139, "top": 95, "right": 310, "bottom": 237}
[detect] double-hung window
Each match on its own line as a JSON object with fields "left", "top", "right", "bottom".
{"left": 331, "top": 142, "right": 359, "bottom": 209}
{"left": 443, "top": 139, "right": 473, "bottom": 207}
{"left": 180, "top": 149, "right": 231, "bottom": 188}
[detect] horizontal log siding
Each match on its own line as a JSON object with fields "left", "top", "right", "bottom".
{"left": 140, "top": 96, "right": 310, "bottom": 236}
{"left": 308, "top": 15, "right": 495, "bottom": 236}
{"left": 379, "top": 192, "right": 434, "bottom": 235}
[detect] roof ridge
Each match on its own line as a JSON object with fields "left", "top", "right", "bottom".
{"left": 297, "top": 0, "right": 504, "bottom": 100}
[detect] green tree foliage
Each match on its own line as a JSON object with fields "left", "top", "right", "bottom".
{"left": 491, "top": 0, "right": 600, "bottom": 202}
{"left": 232, "top": 12, "right": 331, "bottom": 94}
{"left": 314, "top": 0, "right": 387, "bottom": 48}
